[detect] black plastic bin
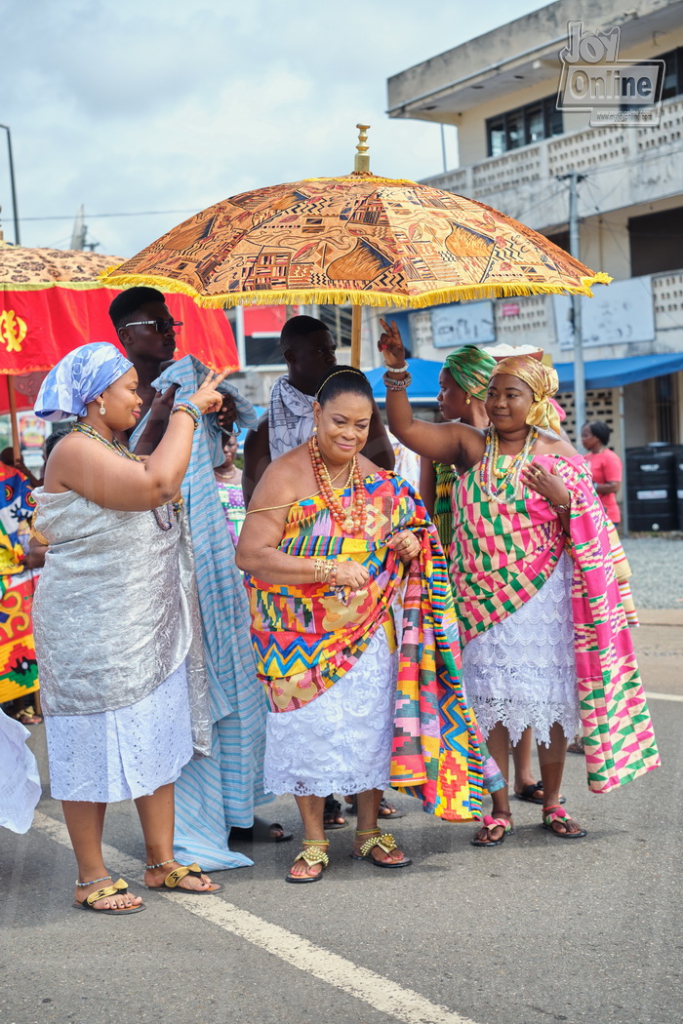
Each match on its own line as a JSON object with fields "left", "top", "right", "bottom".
{"left": 626, "top": 445, "right": 677, "bottom": 531}
{"left": 674, "top": 445, "right": 683, "bottom": 530}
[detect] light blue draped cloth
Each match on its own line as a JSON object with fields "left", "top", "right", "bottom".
{"left": 131, "top": 355, "right": 270, "bottom": 870}
{"left": 35, "top": 343, "right": 133, "bottom": 421}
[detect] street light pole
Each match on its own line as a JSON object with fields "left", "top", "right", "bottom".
{"left": 0, "top": 124, "right": 21, "bottom": 246}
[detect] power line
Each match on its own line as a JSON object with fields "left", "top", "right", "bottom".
{"left": 17, "top": 207, "right": 199, "bottom": 223}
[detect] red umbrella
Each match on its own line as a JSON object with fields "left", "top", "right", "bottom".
{"left": 0, "top": 243, "right": 239, "bottom": 457}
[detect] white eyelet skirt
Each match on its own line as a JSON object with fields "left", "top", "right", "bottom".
{"left": 263, "top": 624, "right": 399, "bottom": 797}
{"left": 461, "top": 552, "right": 581, "bottom": 747}
{"left": 44, "top": 662, "right": 193, "bottom": 802}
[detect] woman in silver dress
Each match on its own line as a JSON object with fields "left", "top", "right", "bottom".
{"left": 33, "top": 343, "right": 226, "bottom": 915}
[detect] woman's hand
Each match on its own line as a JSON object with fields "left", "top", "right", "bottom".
{"left": 334, "top": 561, "right": 370, "bottom": 591}
{"left": 188, "top": 369, "right": 230, "bottom": 415}
{"left": 378, "top": 318, "right": 406, "bottom": 370}
{"left": 388, "top": 529, "right": 421, "bottom": 566}
{"left": 521, "top": 461, "right": 571, "bottom": 508}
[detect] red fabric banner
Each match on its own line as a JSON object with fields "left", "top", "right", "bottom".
{"left": 0, "top": 287, "right": 238, "bottom": 375}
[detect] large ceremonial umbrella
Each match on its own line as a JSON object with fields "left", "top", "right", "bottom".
{"left": 0, "top": 241, "right": 239, "bottom": 457}
{"left": 101, "top": 126, "right": 610, "bottom": 366}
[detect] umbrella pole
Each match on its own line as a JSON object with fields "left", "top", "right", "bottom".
{"left": 7, "top": 376, "right": 20, "bottom": 464}
{"left": 351, "top": 306, "right": 362, "bottom": 369}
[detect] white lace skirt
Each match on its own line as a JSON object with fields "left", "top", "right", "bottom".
{"left": 263, "top": 625, "right": 399, "bottom": 797}
{"left": 461, "top": 552, "right": 580, "bottom": 746}
{"left": 44, "top": 662, "right": 194, "bottom": 802}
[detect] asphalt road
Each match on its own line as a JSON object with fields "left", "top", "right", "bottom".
{"left": 1, "top": 620, "right": 681, "bottom": 1024}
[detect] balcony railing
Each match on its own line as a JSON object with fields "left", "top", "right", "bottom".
{"left": 423, "top": 96, "right": 683, "bottom": 226}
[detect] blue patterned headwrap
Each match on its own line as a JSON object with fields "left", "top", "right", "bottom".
{"left": 34, "top": 343, "right": 134, "bottom": 421}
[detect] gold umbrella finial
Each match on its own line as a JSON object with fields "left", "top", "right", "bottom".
{"left": 353, "top": 123, "right": 371, "bottom": 175}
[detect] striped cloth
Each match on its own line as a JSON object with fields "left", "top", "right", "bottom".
{"left": 134, "top": 356, "right": 269, "bottom": 871}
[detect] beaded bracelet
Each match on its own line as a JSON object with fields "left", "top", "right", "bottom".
{"left": 383, "top": 371, "right": 412, "bottom": 391}
{"left": 384, "top": 362, "right": 410, "bottom": 374}
{"left": 313, "top": 558, "right": 338, "bottom": 584}
{"left": 172, "top": 401, "right": 201, "bottom": 430}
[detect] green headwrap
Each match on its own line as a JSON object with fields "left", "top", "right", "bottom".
{"left": 442, "top": 346, "right": 497, "bottom": 402}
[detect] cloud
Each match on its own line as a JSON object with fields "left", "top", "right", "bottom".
{"left": 0, "top": 0, "right": 549, "bottom": 256}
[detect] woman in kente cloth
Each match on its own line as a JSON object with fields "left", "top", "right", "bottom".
{"left": 236, "top": 366, "right": 504, "bottom": 883}
{"left": 419, "top": 344, "right": 559, "bottom": 808}
{"left": 214, "top": 425, "right": 245, "bottom": 548}
{"left": 32, "top": 343, "right": 226, "bottom": 914}
{"left": 380, "top": 321, "right": 660, "bottom": 846}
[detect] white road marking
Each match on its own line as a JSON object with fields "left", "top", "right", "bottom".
{"left": 31, "top": 811, "right": 480, "bottom": 1024}
{"left": 644, "top": 691, "right": 683, "bottom": 703}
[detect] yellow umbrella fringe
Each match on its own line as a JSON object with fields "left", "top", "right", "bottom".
{"left": 100, "top": 269, "right": 612, "bottom": 309}
{"left": 0, "top": 279, "right": 125, "bottom": 293}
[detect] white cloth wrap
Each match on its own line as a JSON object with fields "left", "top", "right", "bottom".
{"left": 0, "top": 709, "right": 41, "bottom": 833}
{"left": 267, "top": 377, "right": 316, "bottom": 460}
{"left": 263, "top": 625, "right": 399, "bottom": 797}
{"left": 32, "top": 488, "right": 211, "bottom": 755}
{"left": 45, "top": 662, "right": 194, "bottom": 802}
{"left": 462, "top": 552, "right": 580, "bottom": 746}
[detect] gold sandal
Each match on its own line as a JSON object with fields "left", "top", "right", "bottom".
{"left": 73, "top": 878, "right": 145, "bottom": 915}
{"left": 146, "top": 862, "right": 223, "bottom": 894}
{"left": 285, "top": 839, "right": 329, "bottom": 884}
{"left": 350, "top": 829, "right": 412, "bottom": 869}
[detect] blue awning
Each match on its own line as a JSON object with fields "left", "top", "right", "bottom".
{"left": 367, "top": 359, "right": 443, "bottom": 406}
{"left": 368, "top": 352, "right": 683, "bottom": 405}
{"left": 555, "top": 353, "right": 683, "bottom": 391}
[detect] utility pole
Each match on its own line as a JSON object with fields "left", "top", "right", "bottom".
{"left": 70, "top": 204, "right": 87, "bottom": 250}
{"left": 566, "top": 169, "right": 586, "bottom": 440}
{"left": 0, "top": 124, "right": 20, "bottom": 245}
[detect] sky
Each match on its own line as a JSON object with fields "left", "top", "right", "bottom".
{"left": 0, "top": 0, "right": 550, "bottom": 259}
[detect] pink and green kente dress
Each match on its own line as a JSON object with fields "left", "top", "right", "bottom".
{"left": 451, "top": 450, "right": 659, "bottom": 795}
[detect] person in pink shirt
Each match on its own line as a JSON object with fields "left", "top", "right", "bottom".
{"left": 581, "top": 421, "right": 622, "bottom": 524}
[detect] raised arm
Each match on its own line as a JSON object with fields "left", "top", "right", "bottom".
{"left": 362, "top": 401, "right": 395, "bottom": 471}
{"left": 46, "top": 372, "right": 227, "bottom": 512}
{"left": 236, "top": 457, "right": 369, "bottom": 591}
{"left": 378, "top": 319, "right": 483, "bottom": 469}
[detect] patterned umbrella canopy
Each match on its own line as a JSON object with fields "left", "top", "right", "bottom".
{"left": 0, "top": 242, "right": 238, "bottom": 374}
{"left": 101, "top": 172, "right": 610, "bottom": 309}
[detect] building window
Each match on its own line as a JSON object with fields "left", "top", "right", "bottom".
{"left": 622, "top": 46, "right": 683, "bottom": 110}
{"left": 486, "top": 96, "right": 563, "bottom": 157}
{"left": 628, "top": 206, "right": 683, "bottom": 277}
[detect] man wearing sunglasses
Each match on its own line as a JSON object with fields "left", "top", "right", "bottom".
{"left": 109, "top": 287, "right": 183, "bottom": 422}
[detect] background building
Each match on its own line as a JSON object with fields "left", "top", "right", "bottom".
{"left": 387, "top": 0, "right": 683, "bottom": 456}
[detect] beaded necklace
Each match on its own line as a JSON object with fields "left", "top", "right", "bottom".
{"left": 72, "top": 422, "right": 181, "bottom": 531}
{"left": 72, "top": 422, "right": 142, "bottom": 461}
{"left": 308, "top": 435, "right": 367, "bottom": 533}
{"left": 480, "top": 425, "right": 538, "bottom": 500}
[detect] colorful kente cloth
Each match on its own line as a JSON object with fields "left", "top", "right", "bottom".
{"left": 0, "top": 466, "right": 39, "bottom": 706}
{"left": 245, "top": 472, "right": 505, "bottom": 822}
{"left": 433, "top": 462, "right": 456, "bottom": 564}
{"left": 451, "top": 452, "right": 660, "bottom": 794}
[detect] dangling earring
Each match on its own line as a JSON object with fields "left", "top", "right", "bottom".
{"left": 99, "top": 401, "right": 106, "bottom": 415}
{"left": 465, "top": 395, "right": 472, "bottom": 405}
{"left": 313, "top": 425, "right": 318, "bottom": 434}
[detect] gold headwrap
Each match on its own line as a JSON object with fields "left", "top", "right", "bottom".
{"left": 490, "top": 355, "right": 561, "bottom": 435}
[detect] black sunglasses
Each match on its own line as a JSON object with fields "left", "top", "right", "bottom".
{"left": 122, "top": 318, "right": 183, "bottom": 334}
